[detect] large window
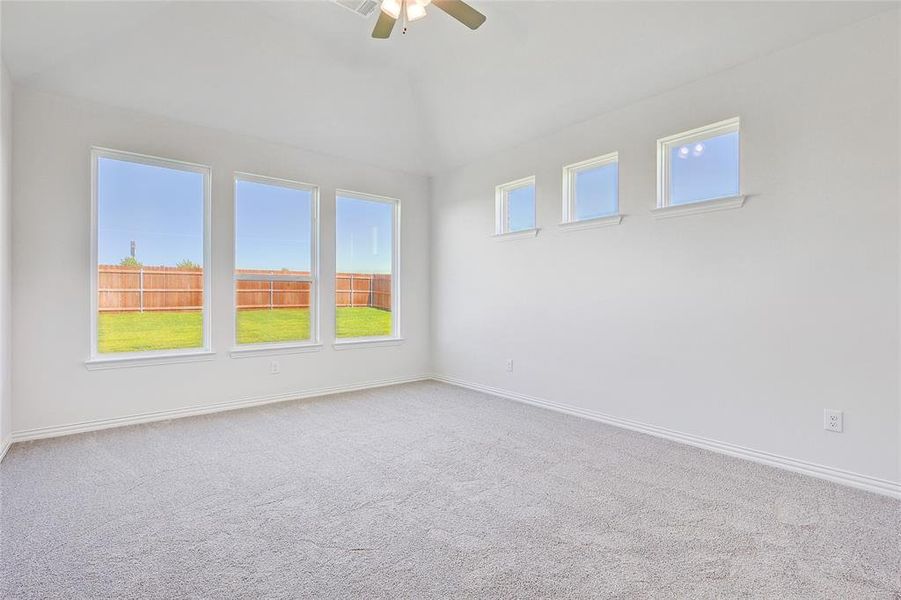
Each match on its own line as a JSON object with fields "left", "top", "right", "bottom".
{"left": 91, "top": 148, "right": 210, "bottom": 359}
{"left": 234, "top": 174, "right": 318, "bottom": 349}
{"left": 495, "top": 176, "right": 536, "bottom": 235}
{"left": 562, "top": 152, "right": 620, "bottom": 226}
{"left": 335, "top": 192, "right": 399, "bottom": 341}
{"left": 657, "top": 117, "right": 740, "bottom": 208}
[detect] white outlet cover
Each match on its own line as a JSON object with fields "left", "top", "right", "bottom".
{"left": 823, "top": 409, "right": 843, "bottom": 433}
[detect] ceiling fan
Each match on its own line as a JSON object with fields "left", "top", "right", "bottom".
{"left": 372, "top": 0, "right": 486, "bottom": 38}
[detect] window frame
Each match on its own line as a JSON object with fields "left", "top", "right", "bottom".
{"left": 230, "top": 172, "right": 321, "bottom": 358}
{"left": 494, "top": 176, "right": 538, "bottom": 238}
{"left": 561, "top": 151, "right": 621, "bottom": 229}
{"left": 333, "top": 189, "right": 402, "bottom": 348}
{"left": 87, "top": 147, "right": 212, "bottom": 368}
{"left": 655, "top": 117, "right": 742, "bottom": 214}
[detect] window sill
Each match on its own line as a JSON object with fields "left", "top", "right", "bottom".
{"left": 333, "top": 337, "right": 404, "bottom": 350}
{"left": 492, "top": 228, "right": 539, "bottom": 241}
{"left": 85, "top": 350, "right": 216, "bottom": 371}
{"left": 229, "top": 343, "right": 323, "bottom": 359}
{"left": 559, "top": 214, "right": 623, "bottom": 231}
{"left": 650, "top": 195, "right": 746, "bottom": 220}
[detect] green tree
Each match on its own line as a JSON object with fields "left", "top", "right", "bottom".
{"left": 119, "top": 256, "right": 142, "bottom": 268}
{"left": 176, "top": 259, "right": 201, "bottom": 270}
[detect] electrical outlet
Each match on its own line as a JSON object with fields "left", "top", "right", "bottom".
{"left": 823, "top": 409, "right": 843, "bottom": 433}
{"left": 270, "top": 360, "right": 280, "bottom": 375}
{"left": 505, "top": 359, "right": 513, "bottom": 372}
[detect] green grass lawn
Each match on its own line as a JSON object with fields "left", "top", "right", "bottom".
{"left": 98, "top": 307, "right": 392, "bottom": 353}
{"left": 336, "top": 306, "right": 392, "bottom": 339}
{"left": 236, "top": 308, "right": 311, "bottom": 344}
{"left": 98, "top": 311, "right": 203, "bottom": 353}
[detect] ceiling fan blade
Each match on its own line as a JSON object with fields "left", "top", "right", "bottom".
{"left": 433, "top": 0, "right": 486, "bottom": 30}
{"left": 372, "top": 10, "right": 397, "bottom": 38}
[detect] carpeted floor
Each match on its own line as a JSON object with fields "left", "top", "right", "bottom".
{"left": 1, "top": 381, "right": 899, "bottom": 598}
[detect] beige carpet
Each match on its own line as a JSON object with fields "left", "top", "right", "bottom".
{"left": 1, "top": 381, "right": 899, "bottom": 598}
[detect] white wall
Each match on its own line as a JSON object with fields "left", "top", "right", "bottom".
{"left": 431, "top": 13, "right": 900, "bottom": 483}
{"left": 11, "top": 89, "right": 430, "bottom": 434}
{"left": 0, "top": 62, "right": 12, "bottom": 449}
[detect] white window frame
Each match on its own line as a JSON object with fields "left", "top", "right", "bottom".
{"left": 560, "top": 151, "right": 622, "bottom": 230}
{"left": 494, "top": 176, "right": 538, "bottom": 240}
{"left": 230, "top": 172, "right": 321, "bottom": 358}
{"left": 333, "top": 189, "right": 402, "bottom": 349}
{"left": 653, "top": 117, "right": 744, "bottom": 219}
{"left": 87, "top": 147, "right": 213, "bottom": 370}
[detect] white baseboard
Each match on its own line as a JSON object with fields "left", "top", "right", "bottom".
{"left": 8, "top": 375, "right": 430, "bottom": 445}
{"left": 432, "top": 374, "right": 901, "bottom": 500}
{"left": 7, "top": 373, "right": 901, "bottom": 501}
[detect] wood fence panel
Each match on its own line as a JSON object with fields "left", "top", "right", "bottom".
{"left": 334, "top": 273, "right": 391, "bottom": 308}
{"left": 272, "top": 280, "right": 310, "bottom": 309}
{"left": 235, "top": 279, "right": 311, "bottom": 309}
{"left": 335, "top": 274, "right": 351, "bottom": 307}
{"left": 98, "top": 290, "right": 140, "bottom": 311}
{"left": 99, "top": 266, "right": 204, "bottom": 312}
{"left": 236, "top": 280, "right": 271, "bottom": 310}
{"left": 351, "top": 276, "right": 371, "bottom": 308}
{"left": 99, "top": 266, "right": 390, "bottom": 312}
{"left": 144, "top": 268, "right": 202, "bottom": 310}
{"left": 371, "top": 274, "right": 392, "bottom": 310}
{"left": 98, "top": 268, "right": 142, "bottom": 311}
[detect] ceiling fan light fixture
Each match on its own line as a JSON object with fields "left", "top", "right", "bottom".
{"left": 405, "top": 0, "right": 427, "bottom": 21}
{"left": 380, "top": 0, "right": 401, "bottom": 19}
{"left": 370, "top": 0, "right": 484, "bottom": 38}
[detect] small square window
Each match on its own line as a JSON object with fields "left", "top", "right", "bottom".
{"left": 657, "top": 117, "right": 740, "bottom": 208}
{"left": 495, "top": 176, "right": 536, "bottom": 235}
{"left": 562, "top": 152, "right": 619, "bottom": 224}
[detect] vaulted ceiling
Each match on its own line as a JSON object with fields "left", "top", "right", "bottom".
{"left": 2, "top": 1, "right": 892, "bottom": 175}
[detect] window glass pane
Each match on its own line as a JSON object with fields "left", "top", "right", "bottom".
{"left": 507, "top": 184, "right": 535, "bottom": 231}
{"left": 574, "top": 162, "right": 618, "bottom": 220}
{"left": 336, "top": 196, "right": 394, "bottom": 338}
{"left": 669, "top": 131, "right": 739, "bottom": 205}
{"left": 96, "top": 156, "right": 204, "bottom": 354}
{"left": 235, "top": 179, "right": 313, "bottom": 345}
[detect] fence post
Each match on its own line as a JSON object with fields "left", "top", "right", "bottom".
{"left": 350, "top": 274, "right": 355, "bottom": 307}
{"left": 269, "top": 279, "right": 273, "bottom": 310}
{"left": 139, "top": 268, "right": 144, "bottom": 313}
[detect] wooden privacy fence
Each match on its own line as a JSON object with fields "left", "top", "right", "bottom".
{"left": 98, "top": 265, "right": 203, "bottom": 312}
{"left": 336, "top": 273, "right": 391, "bottom": 310}
{"left": 98, "top": 265, "right": 391, "bottom": 312}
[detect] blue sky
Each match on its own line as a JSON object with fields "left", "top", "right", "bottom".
{"left": 336, "top": 196, "right": 393, "bottom": 274}
{"left": 98, "top": 157, "right": 204, "bottom": 266}
{"left": 670, "top": 131, "right": 739, "bottom": 205}
{"left": 100, "top": 135, "right": 734, "bottom": 270}
{"left": 99, "top": 158, "right": 392, "bottom": 273}
{"left": 575, "top": 162, "right": 618, "bottom": 219}
{"left": 236, "top": 179, "right": 311, "bottom": 271}
{"left": 507, "top": 185, "right": 535, "bottom": 232}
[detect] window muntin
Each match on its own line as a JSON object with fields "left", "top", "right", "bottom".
{"left": 92, "top": 148, "right": 210, "bottom": 357}
{"left": 335, "top": 191, "right": 399, "bottom": 340}
{"left": 234, "top": 174, "right": 318, "bottom": 347}
{"left": 563, "top": 153, "right": 619, "bottom": 223}
{"left": 495, "top": 176, "right": 536, "bottom": 234}
{"left": 658, "top": 117, "right": 740, "bottom": 207}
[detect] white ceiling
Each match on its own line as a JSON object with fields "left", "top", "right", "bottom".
{"left": 1, "top": 1, "right": 892, "bottom": 176}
